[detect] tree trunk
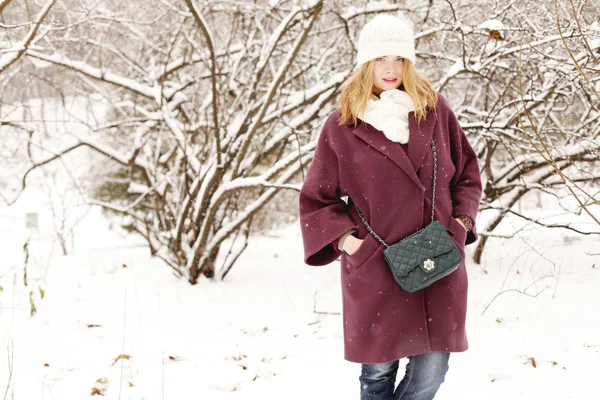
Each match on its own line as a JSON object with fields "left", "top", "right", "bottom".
{"left": 473, "top": 234, "right": 488, "bottom": 265}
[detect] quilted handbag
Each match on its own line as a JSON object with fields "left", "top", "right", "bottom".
{"left": 352, "top": 140, "right": 462, "bottom": 293}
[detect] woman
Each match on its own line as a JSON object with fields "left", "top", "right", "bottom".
{"left": 298, "top": 14, "right": 482, "bottom": 400}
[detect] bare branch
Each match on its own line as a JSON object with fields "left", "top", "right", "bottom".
{"left": 185, "top": 0, "right": 222, "bottom": 164}
{"left": 0, "top": 0, "right": 56, "bottom": 72}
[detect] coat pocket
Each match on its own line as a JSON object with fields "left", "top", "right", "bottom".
{"left": 345, "top": 233, "right": 380, "bottom": 276}
{"left": 447, "top": 216, "right": 468, "bottom": 248}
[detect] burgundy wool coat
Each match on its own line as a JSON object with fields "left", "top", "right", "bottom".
{"left": 298, "top": 93, "right": 482, "bottom": 364}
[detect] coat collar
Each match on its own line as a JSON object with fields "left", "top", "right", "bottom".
{"left": 352, "top": 111, "right": 437, "bottom": 189}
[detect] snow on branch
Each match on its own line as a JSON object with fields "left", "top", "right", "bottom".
{"left": 186, "top": 150, "right": 314, "bottom": 276}
{"left": 0, "top": 0, "right": 56, "bottom": 72}
{"left": 230, "top": 1, "right": 323, "bottom": 177}
{"left": 24, "top": 50, "right": 155, "bottom": 98}
{"left": 342, "top": 3, "right": 410, "bottom": 20}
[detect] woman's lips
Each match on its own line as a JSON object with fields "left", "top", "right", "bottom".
{"left": 382, "top": 78, "right": 397, "bottom": 83}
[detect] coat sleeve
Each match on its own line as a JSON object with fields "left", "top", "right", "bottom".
{"left": 299, "top": 116, "right": 358, "bottom": 266}
{"left": 445, "top": 99, "right": 483, "bottom": 246}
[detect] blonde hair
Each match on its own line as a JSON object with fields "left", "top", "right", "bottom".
{"left": 337, "top": 59, "right": 438, "bottom": 126}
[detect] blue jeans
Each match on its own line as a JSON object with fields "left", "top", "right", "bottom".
{"left": 360, "top": 352, "right": 450, "bottom": 400}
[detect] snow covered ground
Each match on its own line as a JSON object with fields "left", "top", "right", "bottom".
{"left": 1, "top": 199, "right": 599, "bottom": 399}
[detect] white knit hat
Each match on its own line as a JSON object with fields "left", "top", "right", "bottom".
{"left": 356, "top": 14, "right": 416, "bottom": 68}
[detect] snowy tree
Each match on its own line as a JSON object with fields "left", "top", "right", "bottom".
{"left": 3, "top": 0, "right": 351, "bottom": 282}
{"left": 418, "top": 1, "right": 600, "bottom": 262}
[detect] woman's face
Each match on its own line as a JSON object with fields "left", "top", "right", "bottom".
{"left": 372, "top": 55, "right": 404, "bottom": 96}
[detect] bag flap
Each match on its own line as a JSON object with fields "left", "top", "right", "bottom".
{"left": 383, "top": 221, "right": 456, "bottom": 277}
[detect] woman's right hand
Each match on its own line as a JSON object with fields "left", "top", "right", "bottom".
{"left": 343, "top": 236, "right": 364, "bottom": 256}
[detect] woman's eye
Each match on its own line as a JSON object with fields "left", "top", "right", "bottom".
{"left": 396, "top": 57, "right": 404, "bottom": 61}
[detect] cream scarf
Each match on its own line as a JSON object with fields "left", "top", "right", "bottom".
{"left": 359, "top": 89, "right": 415, "bottom": 144}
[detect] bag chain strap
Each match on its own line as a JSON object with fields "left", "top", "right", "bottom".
{"left": 353, "top": 139, "right": 437, "bottom": 249}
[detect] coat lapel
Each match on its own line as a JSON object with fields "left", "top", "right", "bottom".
{"left": 352, "top": 111, "right": 437, "bottom": 189}
{"left": 407, "top": 110, "right": 437, "bottom": 173}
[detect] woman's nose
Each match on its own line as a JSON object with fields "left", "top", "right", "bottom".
{"left": 385, "top": 62, "right": 397, "bottom": 73}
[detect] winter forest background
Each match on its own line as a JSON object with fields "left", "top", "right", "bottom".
{"left": 1, "top": 0, "right": 599, "bottom": 399}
